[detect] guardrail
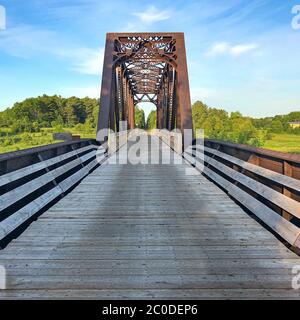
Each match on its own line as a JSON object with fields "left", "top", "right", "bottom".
{"left": 0, "top": 139, "right": 104, "bottom": 246}
{"left": 185, "top": 139, "right": 300, "bottom": 251}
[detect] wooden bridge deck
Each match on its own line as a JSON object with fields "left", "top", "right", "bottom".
{"left": 0, "top": 135, "right": 299, "bottom": 299}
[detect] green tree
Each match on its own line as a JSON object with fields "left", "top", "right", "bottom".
{"left": 146, "top": 110, "right": 157, "bottom": 130}
{"left": 192, "top": 101, "right": 268, "bottom": 146}
{"left": 270, "top": 119, "right": 283, "bottom": 133}
{"left": 135, "top": 107, "right": 146, "bottom": 129}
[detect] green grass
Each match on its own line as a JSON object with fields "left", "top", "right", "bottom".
{"left": 0, "top": 127, "right": 96, "bottom": 154}
{"left": 263, "top": 133, "right": 300, "bottom": 154}
{"left": 0, "top": 131, "right": 57, "bottom": 154}
{"left": 67, "top": 127, "right": 96, "bottom": 139}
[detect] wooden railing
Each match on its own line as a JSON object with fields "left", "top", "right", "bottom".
{"left": 2, "top": 133, "right": 300, "bottom": 251}
{"left": 186, "top": 139, "right": 300, "bottom": 250}
{"left": 0, "top": 139, "right": 104, "bottom": 246}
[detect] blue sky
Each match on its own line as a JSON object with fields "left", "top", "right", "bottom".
{"left": 0, "top": 0, "right": 299, "bottom": 118}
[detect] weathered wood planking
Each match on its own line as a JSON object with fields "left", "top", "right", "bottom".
{"left": 0, "top": 144, "right": 97, "bottom": 187}
{"left": 202, "top": 146, "right": 300, "bottom": 192}
{"left": 0, "top": 135, "right": 299, "bottom": 299}
{"left": 0, "top": 141, "right": 106, "bottom": 242}
{"left": 184, "top": 147, "right": 300, "bottom": 247}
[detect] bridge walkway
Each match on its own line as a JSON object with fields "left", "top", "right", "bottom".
{"left": 0, "top": 134, "right": 299, "bottom": 299}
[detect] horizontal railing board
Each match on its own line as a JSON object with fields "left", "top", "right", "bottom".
{"left": 0, "top": 187, "right": 62, "bottom": 240}
{"left": 184, "top": 148, "right": 300, "bottom": 249}
{"left": 204, "top": 139, "right": 300, "bottom": 165}
{"left": 194, "top": 146, "right": 300, "bottom": 193}
{"left": 0, "top": 149, "right": 96, "bottom": 212}
{"left": 58, "top": 159, "right": 98, "bottom": 193}
{"left": 0, "top": 136, "right": 112, "bottom": 244}
{"left": 0, "top": 144, "right": 97, "bottom": 187}
{"left": 0, "top": 139, "right": 96, "bottom": 162}
{"left": 202, "top": 165, "right": 300, "bottom": 248}
{"left": 204, "top": 155, "right": 300, "bottom": 219}
{"left": 0, "top": 158, "right": 99, "bottom": 241}
{"left": 186, "top": 150, "right": 300, "bottom": 220}
{"left": 184, "top": 150, "right": 300, "bottom": 248}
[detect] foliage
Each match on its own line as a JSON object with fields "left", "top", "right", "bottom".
{"left": 146, "top": 110, "right": 157, "bottom": 130}
{"left": 253, "top": 112, "right": 300, "bottom": 134}
{"left": 0, "top": 95, "right": 299, "bottom": 154}
{"left": 0, "top": 95, "right": 99, "bottom": 133}
{"left": 134, "top": 106, "right": 146, "bottom": 129}
{"left": 0, "top": 130, "right": 55, "bottom": 153}
{"left": 192, "top": 101, "right": 270, "bottom": 147}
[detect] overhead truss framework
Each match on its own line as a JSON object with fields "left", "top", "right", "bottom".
{"left": 97, "top": 33, "right": 193, "bottom": 139}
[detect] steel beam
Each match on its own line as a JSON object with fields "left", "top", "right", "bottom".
{"left": 97, "top": 32, "right": 193, "bottom": 146}
{"left": 97, "top": 34, "right": 115, "bottom": 142}
{"left": 174, "top": 34, "right": 193, "bottom": 147}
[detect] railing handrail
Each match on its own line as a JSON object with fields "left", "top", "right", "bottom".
{"left": 0, "top": 138, "right": 97, "bottom": 162}
{"left": 186, "top": 137, "right": 300, "bottom": 250}
{"left": 0, "top": 138, "right": 101, "bottom": 246}
{"left": 204, "top": 138, "right": 300, "bottom": 165}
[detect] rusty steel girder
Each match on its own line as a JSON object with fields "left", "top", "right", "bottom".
{"left": 97, "top": 33, "right": 193, "bottom": 146}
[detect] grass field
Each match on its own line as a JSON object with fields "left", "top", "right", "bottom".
{"left": 263, "top": 134, "right": 300, "bottom": 154}
{"left": 0, "top": 128, "right": 96, "bottom": 154}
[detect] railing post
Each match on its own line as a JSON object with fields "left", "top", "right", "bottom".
{"left": 283, "top": 161, "right": 293, "bottom": 221}
{"left": 247, "top": 154, "right": 260, "bottom": 166}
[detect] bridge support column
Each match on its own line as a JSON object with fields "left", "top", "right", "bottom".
{"left": 97, "top": 34, "right": 116, "bottom": 142}
{"left": 175, "top": 34, "right": 193, "bottom": 149}
{"left": 128, "top": 93, "right": 135, "bottom": 130}
{"left": 157, "top": 105, "right": 164, "bottom": 129}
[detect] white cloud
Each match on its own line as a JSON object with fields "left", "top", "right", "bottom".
{"left": 207, "top": 42, "right": 229, "bottom": 56}
{"left": 0, "top": 24, "right": 104, "bottom": 76}
{"left": 0, "top": 5, "right": 6, "bottom": 30}
{"left": 133, "top": 5, "right": 170, "bottom": 25}
{"left": 206, "top": 42, "right": 258, "bottom": 57}
{"left": 55, "top": 47, "right": 104, "bottom": 76}
{"left": 230, "top": 43, "right": 258, "bottom": 56}
{"left": 0, "top": 25, "right": 56, "bottom": 58}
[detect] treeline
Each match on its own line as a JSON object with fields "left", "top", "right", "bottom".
{"left": 0, "top": 95, "right": 147, "bottom": 133}
{"left": 192, "top": 101, "right": 300, "bottom": 147}
{"left": 0, "top": 95, "right": 100, "bottom": 133}
{"left": 134, "top": 107, "right": 146, "bottom": 129}
{"left": 253, "top": 112, "right": 300, "bottom": 134}
{"left": 0, "top": 96, "right": 299, "bottom": 148}
{"left": 146, "top": 110, "right": 157, "bottom": 130}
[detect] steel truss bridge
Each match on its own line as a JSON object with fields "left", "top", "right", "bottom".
{"left": 0, "top": 33, "right": 300, "bottom": 300}
{"left": 97, "top": 33, "right": 193, "bottom": 145}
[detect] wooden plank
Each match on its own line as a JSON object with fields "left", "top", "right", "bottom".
{"left": 201, "top": 145, "right": 300, "bottom": 192}
{"left": 0, "top": 289, "right": 300, "bottom": 300}
{"left": 204, "top": 154, "right": 300, "bottom": 218}
{"left": 201, "top": 165, "right": 300, "bottom": 247}
{"left": 0, "top": 157, "right": 99, "bottom": 240}
{"left": 1, "top": 274, "right": 297, "bottom": 290}
{"left": 186, "top": 150, "right": 300, "bottom": 219}
{"left": 0, "top": 144, "right": 96, "bottom": 187}
{"left": 0, "top": 150, "right": 96, "bottom": 211}
{"left": 283, "top": 161, "right": 294, "bottom": 221}
{"left": 0, "top": 187, "right": 62, "bottom": 240}
{"left": 0, "top": 134, "right": 299, "bottom": 299}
